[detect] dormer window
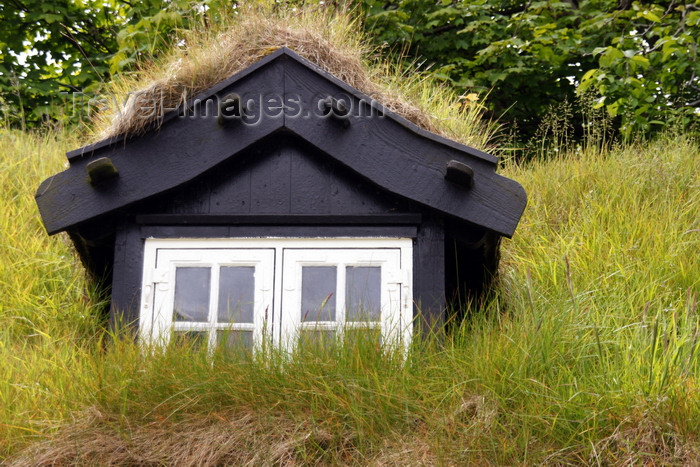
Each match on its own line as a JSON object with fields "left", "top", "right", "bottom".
{"left": 36, "top": 48, "right": 525, "bottom": 344}
{"left": 139, "top": 238, "right": 413, "bottom": 351}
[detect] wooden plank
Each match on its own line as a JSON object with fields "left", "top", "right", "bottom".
{"left": 165, "top": 179, "right": 211, "bottom": 214}
{"left": 413, "top": 216, "right": 446, "bottom": 332}
{"left": 249, "top": 145, "right": 291, "bottom": 214}
{"left": 328, "top": 162, "right": 405, "bottom": 214}
{"left": 289, "top": 144, "right": 330, "bottom": 214}
{"left": 37, "top": 59, "right": 287, "bottom": 235}
{"left": 135, "top": 214, "right": 422, "bottom": 225}
{"left": 110, "top": 221, "right": 143, "bottom": 328}
{"left": 140, "top": 225, "right": 229, "bottom": 238}
{"left": 282, "top": 58, "right": 526, "bottom": 238}
{"left": 228, "top": 225, "right": 419, "bottom": 239}
{"left": 208, "top": 157, "right": 252, "bottom": 214}
{"left": 139, "top": 224, "right": 417, "bottom": 239}
{"left": 109, "top": 222, "right": 129, "bottom": 329}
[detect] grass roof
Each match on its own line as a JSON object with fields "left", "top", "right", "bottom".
{"left": 90, "top": 2, "right": 500, "bottom": 153}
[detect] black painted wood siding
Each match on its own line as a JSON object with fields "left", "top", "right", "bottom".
{"left": 110, "top": 135, "right": 448, "bottom": 329}
{"left": 145, "top": 134, "right": 409, "bottom": 216}
{"left": 37, "top": 48, "right": 526, "bottom": 238}
{"left": 35, "top": 48, "right": 527, "bottom": 333}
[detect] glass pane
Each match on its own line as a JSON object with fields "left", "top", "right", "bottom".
{"left": 346, "top": 266, "right": 381, "bottom": 321}
{"left": 172, "top": 331, "right": 208, "bottom": 349}
{"left": 216, "top": 330, "right": 253, "bottom": 352}
{"left": 301, "top": 266, "right": 336, "bottom": 322}
{"left": 218, "top": 267, "right": 255, "bottom": 323}
{"left": 174, "top": 267, "right": 211, "bottom": 322}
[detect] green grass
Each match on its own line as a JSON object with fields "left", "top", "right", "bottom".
{"left": 0, "top": 127, "right": 698, "bottom": 465}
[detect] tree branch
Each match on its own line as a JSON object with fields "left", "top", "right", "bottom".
{"left": 422, "top": 23, "right": 460, "bottom": 37}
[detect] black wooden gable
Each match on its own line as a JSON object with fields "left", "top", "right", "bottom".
{"left": 36, "top": 47, "right": 526, "bottom": 240}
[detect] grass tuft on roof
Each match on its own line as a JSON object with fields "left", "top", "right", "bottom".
{"left": 89, "top": 1, "right": 500, "bottom": 153}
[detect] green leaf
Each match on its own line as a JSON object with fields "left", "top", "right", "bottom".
{"left": 40, "top": 13, "right": 63, "bottom": 24}
{"left": 641, "top": 11, "right": 661, "bottom": 22}
{"left": 599, "top": 48, "right": 623, "bottom": 68}
{"left": 580, "top": 68, "right": 598, "bottom": 82}
{"left": 577, "top": 68, "right": 600, "bottom": 93}
{"left": 631, "top": 55, "right": 650, "bottom": 68}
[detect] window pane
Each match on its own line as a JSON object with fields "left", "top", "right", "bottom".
{"left": 218, "top": 267, "right": 255, "bottom": 323}
{"left": 174, "top": 267, "right": 211, "bottom": 322}
{"left": 172, "top": 331, "right": 208, "bottom": 350}
{"left": 216, "top": 330, "right": 253, "bottom": 352}
{"left": 301, "top": 266, "right": 336, "bottom": 322}
{"left": 346, "top": 266, "right": 381, "bottom": 321}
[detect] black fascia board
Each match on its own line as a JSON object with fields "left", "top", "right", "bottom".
{"left": 64, "top": 48, "right": 498, "bottom": 166}
{"left": 65, "top": 48, "right": 292, "bottom": 163}
{"left": 277, "top": 48, "right": 499, "bottom": 165}
{"left": 36, "top": 56, "right": 288, "bottom": 235}
{"left": 36, "top": 48, "right": 526, "bottom": 238}
{"left": 134, "top": 214, "right": 423, "bottom": 226}
{"left": 279, "top": 54, "right": 526, "bottom": 238}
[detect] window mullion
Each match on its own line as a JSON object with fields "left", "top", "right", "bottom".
{"left": 336, "top": 262, "right": 346, "bottom": 337}
{"left": 275, "top": 247, "right": 285, "bottom": 347}
{"left": 208, "top": 263, "right": 221, "bottom": 349}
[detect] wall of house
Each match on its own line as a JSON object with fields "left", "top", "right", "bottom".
{"left": 108, "top": 135, "right": 450, "bottom": 332}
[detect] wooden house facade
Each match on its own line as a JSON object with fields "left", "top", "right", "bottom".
{"left": 36, "top": 48, "right": 526, "bottom": 349}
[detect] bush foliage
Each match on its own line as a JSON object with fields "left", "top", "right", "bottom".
{"left": 361, "top": 0, "right": 699, "bottom": 140}
{"left": 1, "top": 0, "right": 697, "bottom": 141}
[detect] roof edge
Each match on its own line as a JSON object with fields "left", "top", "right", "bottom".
{"left": 66, "top": 48, "right": 290, "bottom": 162}
{"left": 66, "top": 47, "right": 498, "bottom": 166}
{"left": 278, "top": 48, "right": 498, "bottom": 165}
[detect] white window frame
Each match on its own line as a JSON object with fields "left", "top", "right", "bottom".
{"left": 139, "top": 237, "right": 413, "bottom": 351}
{"left": 140, "top": 244, "right": 275, "bottom": 349}
{"left": 281, "top": 247, "right": 406, "bottom": 350}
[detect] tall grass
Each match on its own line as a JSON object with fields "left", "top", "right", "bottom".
{"left": 1, "top": 127, "right": 698, "bottom": 464}
{"left": 0, "top": 129, "right": 106, "bottom": 453}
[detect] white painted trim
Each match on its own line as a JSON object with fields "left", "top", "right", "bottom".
{"left": 140, "top": 237, "right": 413, "bottom": 351}
{"left": 281, "top": 247, "right": 406, "bottom": 350}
